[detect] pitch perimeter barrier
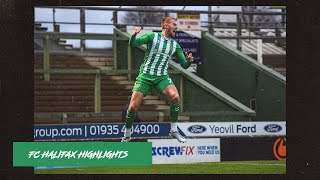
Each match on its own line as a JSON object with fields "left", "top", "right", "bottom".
{"left": 33, "top": 122, "right": 285, "bottom": 163}
{"left": 34, "top": 121, "right": 285, "bottom": 141}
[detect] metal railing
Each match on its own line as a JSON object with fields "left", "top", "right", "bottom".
{"left": 35, "top": 6, "right": 286, "bottom": 51}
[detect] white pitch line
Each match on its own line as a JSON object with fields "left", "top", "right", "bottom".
{"left": 222, "top": 162, "right": 286, "bottom": 166}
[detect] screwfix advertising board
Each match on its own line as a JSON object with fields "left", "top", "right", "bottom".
{"left": 148, "top": 138, "right": 220, "bottom": 164}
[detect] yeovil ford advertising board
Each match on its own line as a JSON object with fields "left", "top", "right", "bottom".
{"left": 34, "top": 122, "right": 285, "bottom": 141}
{"left": 148, "top": 138, "right": 220, "bottom": 164}
{"left": 178, "top": 122, "right": 286, "bottom": 137}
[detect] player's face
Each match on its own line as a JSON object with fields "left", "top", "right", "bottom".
{"left": 167, "top": 20, "right": 178, "bottom": 38}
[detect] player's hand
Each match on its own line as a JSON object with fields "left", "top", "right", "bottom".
{"left": 185, "top": 52, "right": 194, "bottom": 63}
{"left": 133, "top": 27, "right": 141, "bottom": 36}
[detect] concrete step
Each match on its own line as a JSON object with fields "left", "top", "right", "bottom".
{"left": 34, "top": 96, "right": 127, "bottom": 101}
{"left": 34, "top": 90, "right": 132, "bottom": 96}
{"left": 34, "top": 65, "right": 113, "bottom": 70}
{"left": 66, "top": 116, "right": 172, "bottom": 124}
{"left": 34, "top": 55, "right": 114, "bottom": 62}
{"left": 137, "top": 105, "right": 170, "bottom": 111}
{"left": 247, "top": 54, "right": 286, "bottom": 68}
{"left": 34, "top": 51, "right": 113, "bottom": 56}
{"left": 34, "top": 119, "right": 62, "bottom": 124}
{"left": 35, "top": 106, "right": 94, "bottom": 112}
{"left": 34, "top": 63, "right": 114, "bottom": 70}
{"left": 34, "top": 115, "right": 189, "bottom": 124}
{"left": 178, "top": 116, "right": 190, "bottom": 121}
{"left": 34, "top": 75, "right": 128, "bottom": 81}
{"left": 65, "top": 117, "right": 122, "bottom": 123}
{"left": 265, "top": 66, "right": 286, "bottom": 76}
{"left": 34, "top": 60, "right": 114, "bottom": 67}
{"left": 34, "top": 105, "right": 169, "bottom": 112}
{"left": 143, "top": 95, "right": 160, "bottom": 100}
{"left": 34, "top": 80, "right": 134, "bottom": 85}
{"left": 35, "top": 101, "right": 95, "bottom": 107}
{"left": 35, "top": 101, "right": 118, "bottom": 107}
{"left": 34, "top": 65, "right": 114, "bottom": 70}
{"left": 141, "top": 100, "right": 167, "bottom": 105}
{"left": 34, "top": 59, "right": 114, "bottom": 65}
{"left": 34, "top": 84, "right": 133, "bottom": 90}
{"left": 34, "top": 100, "right": 167, "bottom": 107}
{"left": 34, "top": 95, "right": 158, "bottom": 101}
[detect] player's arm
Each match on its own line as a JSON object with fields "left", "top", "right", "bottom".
{"left": 174, "top": 44, "right": 193, "bottom": 69}
{"left": 129, "top": 27, "right": 152, "bottom": 47}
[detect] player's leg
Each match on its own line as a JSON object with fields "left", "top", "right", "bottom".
{"left": 156, "top": 77, "right": 187, "bottom": 143}
{"left": 122, "top": 76, "right": 152, "bottom": 142}
{"left": 122, "top": 91, "right": 144, "bottom": 142}
{"left": 162, "top": 84, "right": 180, "bottom": 126}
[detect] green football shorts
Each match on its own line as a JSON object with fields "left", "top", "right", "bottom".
{"left": 132, "top": 73, "right": 174, "bottom": 96}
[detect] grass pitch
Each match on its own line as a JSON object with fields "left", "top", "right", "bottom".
{"left": 35, "top": 160, "right": 286, "bottom": 174}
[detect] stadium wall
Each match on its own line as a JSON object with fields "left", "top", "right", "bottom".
{"left": 200, "top": 32, "right": 286, "bottom": 121}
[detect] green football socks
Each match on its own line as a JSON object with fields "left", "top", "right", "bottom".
{"left": 125, "top": 110, "right": 137, "bottom": 128}
{"left": 170, "top": 103, "right": 180, "bottom": 123}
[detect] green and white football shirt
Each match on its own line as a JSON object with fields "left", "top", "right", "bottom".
{"left": 129, "top": 32, "right": 191, "bottom": 76}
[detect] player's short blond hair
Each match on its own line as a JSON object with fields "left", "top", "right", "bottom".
{"left": 161, "top": 17, "right": 177, "bottom": 29}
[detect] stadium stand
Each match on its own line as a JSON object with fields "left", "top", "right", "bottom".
{"left": 34, "top": 51, "right": 192, "bottom": 124}
{"left": 214, "top": 29, "right": 286, "bottom": 76}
